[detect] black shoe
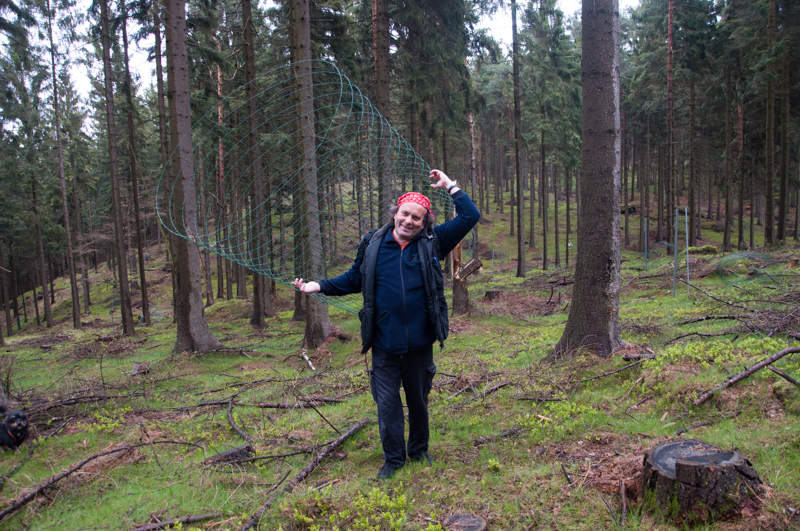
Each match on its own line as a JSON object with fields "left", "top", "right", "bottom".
{"left": 377, "top": 462, "right": 402, "bottom": 479}
{"left": 408, "top": 451, "right": 434, "bottom": 464}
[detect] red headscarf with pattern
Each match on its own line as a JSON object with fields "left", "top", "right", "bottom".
{"left": 396, "top": 192, "right": 431, "bottom": 213}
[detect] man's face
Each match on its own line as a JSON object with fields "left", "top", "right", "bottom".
{"left": 393, "top": 202, "right": 427, "bottom": 243}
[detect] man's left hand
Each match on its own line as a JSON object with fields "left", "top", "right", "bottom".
{"left": 430, "top": 169, "right": 456, "bottom": 190}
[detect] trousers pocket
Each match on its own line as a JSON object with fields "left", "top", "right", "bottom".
{"left": 368, "top": 369, "right": 377, "bottom": 403}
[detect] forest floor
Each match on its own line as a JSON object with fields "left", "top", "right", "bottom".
{"left": 0, "top": 211, "right": 799, "bottom": 530}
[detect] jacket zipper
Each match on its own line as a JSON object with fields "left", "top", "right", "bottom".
{"left": 399, "top": 245, "right": 409, "bottom": 350}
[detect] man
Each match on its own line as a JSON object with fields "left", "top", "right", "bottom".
{"left": 292, "top": 169, "right": 480, "bottom": 479}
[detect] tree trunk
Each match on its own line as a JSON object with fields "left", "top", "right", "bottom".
{"left": 373, "top": 0, "right": 391, "bottom": 216}
{"left": 737, "top": 94, "right": 745, "bottom": 249}
{"left": 565, "top": 167, "right": 571, "bottom": 266}
{"left": 0, "top": 241, "right": 10, "bottom": 336}
{"left": 32, "top": 180, "right": 54, "bottom": 328}
{"left": 551, "top": 0, "right": 621, "bottom": 360}
{"left": 667, "top": 0, "right": 675, "bottom": 245}
{"left": 723, "top": 67, "right": 732, "bottom": 252}
{"left": 777, "top": 51, "right": 789, "bottom": 241}
{"left": 512, "top": 0, "right": 524, "bottom": 277}
{"left": 100, "top": 0, "right": 135, "bottom": 335}
{"left": 291, "top": 0, "right": 332, "bottom": 347}
{"left": 765, "top": 0, "right": 776, "bottom": 245}
{"left": 541, "top": 116, "right": 547, "bottom": 270}
{"left": 623, "top": 111, "right": 629, "bottom": 247}
{"left": 46, "top": 0, "right": 80, "bottom": 329}
{"left": 121, "top": 1, "right": 150, "bottom": 326}
{"left": 164, "top": 0, "right": 221, "bottom": 352}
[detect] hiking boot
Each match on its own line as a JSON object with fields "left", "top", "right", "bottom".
{"left": 377, "top": 462, "right": 403, "bottom": 479}
{"left": 408, "top": 451, "right": 434, "bottom": 464}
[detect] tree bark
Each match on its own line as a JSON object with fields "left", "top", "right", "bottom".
{"left": 100, "top": 0, "right": 135, "bottom": 335}
{"left": 291, "top": 0, "right": 332, "bottom": 347}
{"left": 765, "top": 0, "right": 776, "bottom": 245}
{"left": 164, "top": 0, "right": 221, "bottom": 352}
{"left": 550, "top": 0, "right": 621, "bottom": 360}
{"left": 777, "top": 51, "right": 789, "bottom": 241}
{"left": 0, "top": 241, "right": 11, "bottom": 336}
{"left": 32, "top": 180, "right": 54, "bottom": 328}
{"left": 512, "top": 0, "right": 524, "bottom": 277}
{"left": 723, "top": 67, "right": 732, "bottom": 252}
{"left": 46, "top": 0, "right": 80, "bottom": 329}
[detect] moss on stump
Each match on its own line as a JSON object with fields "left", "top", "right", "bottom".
{"left": 641, "top": 439, "right": 762, "bottom": 525}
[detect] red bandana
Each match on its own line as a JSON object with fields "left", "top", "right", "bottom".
{"left": 397, "top": 192, "right": 431, "bottom": 213}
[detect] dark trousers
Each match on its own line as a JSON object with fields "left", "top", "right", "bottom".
{"left": 370, "top": 345, "right": 436, "bottom": 467}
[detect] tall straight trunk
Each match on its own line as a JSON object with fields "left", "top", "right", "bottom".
{"left": 70, "top": 149, "right": 91, "bottom": 312}
{"left": 552, "top": 0, "right": 621, "bottom": 359}
{"left": 554, "top": 167, "right": 560, "bottom": 265}
{"left": 707, "top": 165, "right": 714, "bottom": 220}
{"left": 565, "top": 166, "right": 571, "bottom": 266}
{"left": 623, "top": 110, "right": 629, "bottom": 246}
{"left": 100, "top": 0, "right": 135, "bottom": 334}
{"left": 291, "top": 0, "right": 332, "bottom": 347}
{"left": 737, "top": 95, "right": 745, "bottom": 248}
{"left": 750, "top": 169, "right": 756, "bottom": 248}
{"left": 469, "top": 112, "right": 477, "bottom": 202}
{"left": 512, "top": 0, "right": 524, "bottom": 277}
{"left": 657, "top": 144, "right": 663, "bottom": 241}
{"left": 32, "top": 272, "right": 40, "bottom": 327}
{"left": 667, "top": 0, "right": 675, "bottom": 245}
{"left": 0, "top": 242, "right": 10, "bottom": 336}
{"left": 689, "top": 82, "right": 697, "bottom": 246}
{"left": 541, "top": 115, "right": 547, "bottom": 270}
{"left": 506, "top": 101, "right": 515, "bottom": 237}
{"left": 32, "top": 180, "right": 54, "bottom": 327}
{"left": 153, "top": 0, "right": 178, "bottom": 314}
{"left": 777, "top": 51, "right": 789, "bottom": 241}
{"left": 765, "top": 0, "right": 776, "bottom": 245}
{"left": 373, "top": 0, "right": 391, "bottom": 216}
{"left": 121, "top": 1, "right": 150, "bottom": 325}
{"left": 46, "top": 0, "right": 80, "bottom": 328}
{"left": 244, "top": 0, "right": 272, "bottom": 326}
{"left": 164, "top": 0, "right": 221, "bottom": 352}
{"left": 529, "top": 153, "right": 536, "bottom": 247}
{"left": 723, "top": 67, "right": 733, "bottom": 252}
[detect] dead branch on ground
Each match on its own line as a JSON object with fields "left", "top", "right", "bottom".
{"left": 693, "top": 347, "right": 800, "bottom": 405}
{"left": 228, "top": 397, "right": 255, "bottom": 442}
{"left": 674, "top": 410, "right": 743, "bottom": 436}
{"left": 240, "top": 418, "right": 370, "bottom": 531}
{"left": 129, "top": 513, "right": 221, "bottom": 531}
{"left": 473, "top": 427, "right": 521, "bottom": 446}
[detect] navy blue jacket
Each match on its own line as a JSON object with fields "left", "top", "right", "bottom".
{"left": 319, "top": 190, "right": 480, "bottom": 353}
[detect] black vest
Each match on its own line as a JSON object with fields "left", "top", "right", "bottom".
{"left": 357, "top": 223, "right": 449, "bottom": 353}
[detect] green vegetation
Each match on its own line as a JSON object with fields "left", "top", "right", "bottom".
{"left": 0, "top": 230, "right": 798, "bottom": 530}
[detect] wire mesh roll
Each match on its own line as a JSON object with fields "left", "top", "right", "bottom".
{"left": 157, "top": 60, "right": 471, "bottom": 313}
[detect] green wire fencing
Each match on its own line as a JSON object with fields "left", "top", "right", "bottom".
{"left": 156, "top": 60, "right": 471, "bottom": 314}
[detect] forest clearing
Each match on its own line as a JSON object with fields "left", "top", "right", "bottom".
{"left": 0, "top": 200, "right": 798, "bottom": 530}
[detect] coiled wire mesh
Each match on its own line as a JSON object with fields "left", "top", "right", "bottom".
{"left": 157, "top": 60, "right": 469, "bottom": 313}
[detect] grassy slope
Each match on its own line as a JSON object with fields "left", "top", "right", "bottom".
{"left": 0, "top": 194, "right": 799, "bottom": 530}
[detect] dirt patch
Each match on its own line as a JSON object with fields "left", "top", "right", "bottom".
{"left": 473, "top": 290, "right": 568, "bottom": 321}
{"left": 239, "top": 361, "right": 273, "bottom": 372}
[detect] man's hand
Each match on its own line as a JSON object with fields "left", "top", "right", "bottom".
{"left": 430, "top": 169, "right": 456, "bottom": 190}
{"left": 291, "top": 278, "right": 321, "bottom": 294}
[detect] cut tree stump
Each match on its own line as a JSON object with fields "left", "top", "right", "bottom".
{"left": 641, "top": 439, "right": 762, "bottom": 525}
{"left": 484, "top": 290, "right": 502, "bottom": 301}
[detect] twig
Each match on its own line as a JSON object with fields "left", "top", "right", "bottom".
{"left": 626, "top": 394, "right": 655, "bottom": 412}
{"left": 301, "top": 349, "right": 316, "bottom": 371}
{"left": 560, "top": 463, "right": 574, "bottom": 484}
{"left": 768, "top": 366, "right": 800, "bottom": 388}
{"left": 694, "top": 347, "right": 800, "bottom": 406}
{"left": 240, "top": 418, "right": 370, "bottom": 531}
{"left": 678, "top": 314, "right": 749, "bottom": 325}
{"left": 600, "top": 492, "right": 623, "bottom": 530}
{"left": 480, "top": 380, "right": 510, "bottom": 398}
{"left": 228, "top": 396, "right": 255, "bottom": 442}
{"left": 677, "top": 278, "right": 748, "bottom": 309}
{"left": 254, "top": 400, "right": 337, "bottom": 409}
{"left": 667, "top": 331, "right": 737, "bottom": 344}
{"left": 620, "top": 479, "right": 627, "bottom": 527}
{"left": 128, "top": 513, "right": 221, "bottom": 531}
{"left": 473, "top": 427, "right": 521, "bottom": 446}
{"left": 569, "top": 359, "right": 646, "bottom": 384}
{"left": 674, "top": 410, "right": 742, "bottom": 436}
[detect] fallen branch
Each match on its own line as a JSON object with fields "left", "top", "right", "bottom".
{"left": 674, "top": 410, "right": 742, "bottom": 436}
{"left": 473, "top": 427, "right": 521, "bottom": 446}
{"left": 228, "top": 396, "right": 255, "bottom": 442}
{"left": 301, "top": 350, "right": 316, "bottom": 371}
{"left": 254, "top": 400, "right": 337, "bottom": 409}
{"left": 678, "top": 314, "right": 749, "bottom": 325}
{"left": 569, "top": 359, "right": 646, "bottom": 384}
{"left": 693, "top": 347, "right": 800, "bottom": 406}
{"left": 480, "top": 380, "right": 510, "bottom": 398}
{"left": 241, "top": 418, "right": 370, "bottom": 531}
{"left": 677, "top": 278, "right": 748, "bottom": 309}
{"left": 768, "top": 366, "right": 800, "bottom": 388}
{"left": 0, "top": 440, "right": 202, "bottom": 524}
{"left": 667, "top": 331, "right": 737, "bottom": 345}
{"left": 128, "top": 512, "right": 221, "bottom": 531}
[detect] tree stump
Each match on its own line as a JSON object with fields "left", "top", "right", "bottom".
{"left": 484, "top": 290, "right": 502, "bottom": 301}
{"left": 641, "top": 439, "right": 762, "bottom": 525}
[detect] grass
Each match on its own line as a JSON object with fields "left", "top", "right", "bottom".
{"left": 0, "top": 201, "right": 798, "bottom": 530}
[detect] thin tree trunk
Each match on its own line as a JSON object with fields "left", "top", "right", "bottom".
{"left": 0, "top": 241, "right": 10, "bottom": 336}
{"left": 32, "top": 181, "right": 53, "bottom": 327}
{"left": 765, "top": 0, "right": 776, "bottom": 244}
{"left": 121, "top": 1, "right": 150, "bottom": 325}
{"left": 46, "top": 0, "right": 80, "bottom": 328}
{"left": 541, "top": 115, "right": 547, "bottom": 270}
{"left": 777, "top": 51, "right": 789, "bottom": 241}
{"left": 100, "top": 0, "right": 135, "bottom": 334}
{"left": 689, "top": 82, "right": 697, "bottom": 246}
{"left": 737, "top": 94, "right": 745, "bottom": 249}
{"left": 723, "top": 67, "right": 732, "bottom": 252}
